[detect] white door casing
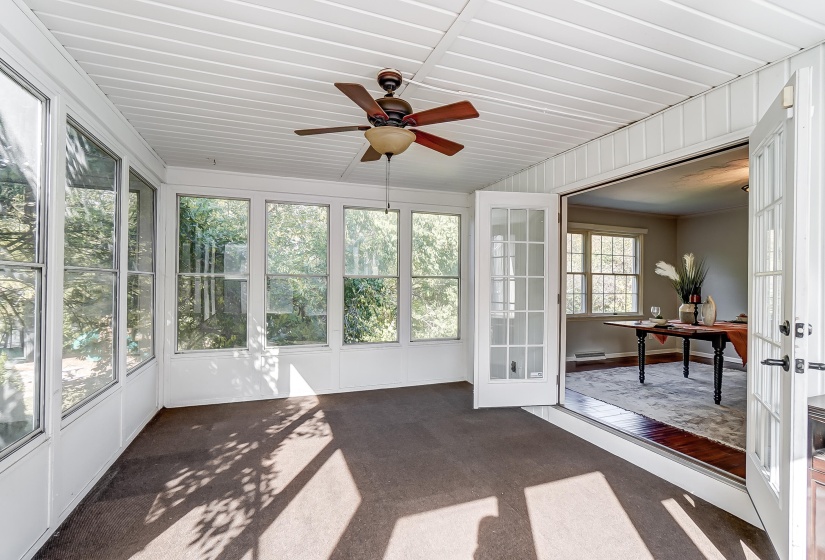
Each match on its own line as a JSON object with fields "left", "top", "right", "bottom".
{"left": 473, "top": 191, "right": 560, "bottom": 408}
{"left": 747, "top": 68, "right": 812, "bottom": 560}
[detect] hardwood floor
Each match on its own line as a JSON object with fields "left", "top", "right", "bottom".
{"left": 564, "top": 352, "right": 746, "bottom": 479}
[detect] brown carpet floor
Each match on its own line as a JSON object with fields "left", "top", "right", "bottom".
{"left": 35, "top": 382, "right": 777, "bottom": 560}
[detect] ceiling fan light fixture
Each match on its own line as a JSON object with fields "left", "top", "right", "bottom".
{"left": 365, "top": 127, "right": 415, "bottom": 156}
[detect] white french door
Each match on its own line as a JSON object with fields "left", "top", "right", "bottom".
{"left": 747, "top": 68, "right": 812, "bottom": 560}
{"left": 473, "top": 191, "right": 560, "bottom": 408}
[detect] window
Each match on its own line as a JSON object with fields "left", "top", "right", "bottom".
{"left": 126, "top": 171, "right": 155, "bottom": 370}
{"left": 266, "top": 203, "right": 328, "bottom": 346}
{"left": 411, "top": 212, "right": 460, "bottom": 340}
{"left": 63, "top": 122, "right": 119, "bottom": 413}
{"left": 177, "top": 196, "right": 249, "bottom": 351}
{"left": 0, "top": 65, "right": 46, "bottom": 453}
{"left": 344, "top": 208, "right": 398, "bottom": 344}
{"left": 566, "top": 230, "right": 641, "bottom": 316}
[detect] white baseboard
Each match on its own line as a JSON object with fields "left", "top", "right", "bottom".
{"left": 690, "top": 350, "right": 746, "bottom": 366}
{"left": 523, "top": 404, "right": 762, "bottom": 528}
{"left": 566, "top": 348, "right": 678, "bottom": 361}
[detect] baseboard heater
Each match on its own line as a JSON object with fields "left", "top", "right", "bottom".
{"left": 574, "top": 351, "right": 607, "bottom": 362}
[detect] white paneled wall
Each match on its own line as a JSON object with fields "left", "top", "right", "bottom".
{"left": 0, "top": 2, "right": 165, "bottom": 559}
{"left": 162, "top": 168, "right": 471, "bottom": 408}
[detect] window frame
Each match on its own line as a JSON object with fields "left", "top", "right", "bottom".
{"left": 410, "top": 210, "right": 461, "bottom": 342}
{"left": 264, "top": 200, "right": 330, "bottom": 348}
{"left": 0, "top": 59, "right": 50, "bottom": 458}
{"left": 174, "top": 193, "right": 251, "bottom": 354}
{"left": 566, "top": 225, "right": 644, "bottom": 319}
{"left": 125, "top": 169, "right": 157, "bottom": 373}
{"left": 342, "top": 206, "right": 401, "bottom": 346}
{"left": 62, "top": 117, "right": 122, "bottom": 417}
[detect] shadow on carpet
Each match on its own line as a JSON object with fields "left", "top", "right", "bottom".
{"left": 566, "top": 361, "right": 746, "bottom": 450}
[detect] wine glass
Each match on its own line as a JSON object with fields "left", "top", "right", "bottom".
{"left": 650, "top": 306, "right": 661, "bottom": 318}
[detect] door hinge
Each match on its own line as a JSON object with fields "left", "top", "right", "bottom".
{"left": 796, "top": 359, "right": 806, "bottom": 374}
{"left": 783, "top": 85, "right": 794, "bottom": 108}
{"left": 557, "top": 293, "right": 561, "bottom": 304}
{"left": 558, "top": 212, "right": 561, "bottom": 223}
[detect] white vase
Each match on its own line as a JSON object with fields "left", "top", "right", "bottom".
{"left": 678, "top": 303, "right": 696, "bottom": 324}
{"left": 703, "top": 296, "right": 717, "bottom": 326}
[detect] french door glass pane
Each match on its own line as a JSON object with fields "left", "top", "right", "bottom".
{"left": 177, "top": 276, "right": 248, "bottom": 351}
{"left": 411, "top": 278, "right": 459, "bottom": 340}
{"left": 126, "top": 274, "right": 153, "bottom": 369}
{"left": 266, "top": 276, "right": 327, "bottom": 346}
{"left": 343, "top": 277, "right": 397, "bottom": 343}
{"left": 62, "top": 271, "right": 116, "bottom": 412}
{"left": 0, "top": 268, "right": 39, "bottom": 452}
{"left": 490, "top": 207, "right": 545, "bottom": 381}
{"left": 65, "top": 124, "right": 118, "bottom": 270}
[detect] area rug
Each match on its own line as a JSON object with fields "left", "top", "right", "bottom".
{"left": 566, "top": 361, "right": 746, "bottom": 450}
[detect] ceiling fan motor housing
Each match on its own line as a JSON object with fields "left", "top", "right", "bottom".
{"left": 374, "top": 97, "right": 413, "bottom": 127}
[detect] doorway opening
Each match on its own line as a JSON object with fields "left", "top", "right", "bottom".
{"left": 560, "top": 144, "right": 750, "bottom": 479}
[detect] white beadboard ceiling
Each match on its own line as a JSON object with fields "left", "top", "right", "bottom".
{"left": 22, "top": 0, "right": 825, "bottom": 192}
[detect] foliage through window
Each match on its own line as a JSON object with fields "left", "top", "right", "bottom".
{"left": 266, "top": 203, "right": 328, "bottom": 346}
{"left": 566, "top": 230, "right": 640, "bottom": 315}
{"left": 63, "top": 122, "right": 119, "bottom": 413}
{"left": 126, "top": 172, "right": 155, "bottom": 370}
{"left": 177, "top": 196, "right": 249, "bottom": 351}
{"left": 0, "top": 65, "right": 45, "bottom": 453}
{"left": 344, "top": 208, "right": 398, "bottom": 344}
{"left": 411, "top": 212, "right": 460, "bottom": 340}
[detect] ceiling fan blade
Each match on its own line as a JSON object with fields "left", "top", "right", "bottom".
{"left": 335, "top": 83, "right": 389, "bottom": 121}
{"left": 294, "top": 125, "right": 371, "bottom": 136}
{"left": 403, "top": 101, "right": 479, "bottom": 127}
{"left": 361, "top": 145, "right": 382, "bottom": 162}
{"left": 412, "top": 129, "right": 464, "bottom": 156}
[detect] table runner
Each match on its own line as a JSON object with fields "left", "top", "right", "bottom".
{"left": 651, "top": 321, "right": 748, "bottom": 365}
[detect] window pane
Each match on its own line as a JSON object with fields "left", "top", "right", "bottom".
{"left": 412, "top": 213, "right": 459, "bottom": 277}
{"left": 128, "top": 172, "right": 155, "bottom": 273}
{"left": 177, "top": 276, "right": 248, "bottom": 351}
{"left": 343, "top": 278, "right": 397, "bottom": 343}
{"left": 0, "top": 70, "right": 42, "bottom": 264}
{"left": 411, "top": 278, "right": 459, "bottom": 340}
{"left": 345, "top": 208, "right": 397, "bottom": 276}
{"left": 126, "top": 274, "right": 153, "bottom": 370}
{"left": 266, "top": 276, "right": 327, "bottom": 346}
{"left": 178, "top": 197, "right": 249, "bottom": 274}
{"left": 0, "top": 268, "right": 39, "bottom": 452}
{"left": 65, "top": 124, "right": 118, "bottom": 269}
{"left": 62, "top": 271, "right": 116, "bottom": 412}
{"left": 267, "top": 203, "right": 327, "bottom": 275}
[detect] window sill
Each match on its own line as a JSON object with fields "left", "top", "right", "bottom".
{"left": 409, "top": 339, "right": 463, "bottom": 346}
{"left": 566, "top": 314, "right": 644, "bottom": 322}
{"left": 0, "top": 430, "right": 48, "bottom": 476}
{"left": 339, "top": 342, "right": 402, "bottom": 351}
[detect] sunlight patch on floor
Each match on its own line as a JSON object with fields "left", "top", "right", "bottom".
{"left": 525, "top": 472, "right": 654, "bottom": 560}
{"left": 258, "top": 449, "right": 361, "bottom": 558}
{"left": 662, "top": 498, "right": 726, "bottom": 559}
{"left": 383, "top": 497, "right": 499, "bottom": 559}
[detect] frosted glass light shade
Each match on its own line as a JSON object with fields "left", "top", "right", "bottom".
{"left": 365, "top": 127, "right": 415, "bottom": 156}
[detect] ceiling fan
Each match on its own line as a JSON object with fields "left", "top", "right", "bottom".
{"left": 294, "top": 68, "right": 479, "bottom": 162}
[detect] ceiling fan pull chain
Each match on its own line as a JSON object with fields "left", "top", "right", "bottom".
{"left": 386, "top": 154, "right": 391, "bottom": 213}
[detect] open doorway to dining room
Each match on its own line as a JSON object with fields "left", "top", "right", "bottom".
{"left": 561, "top": 144, "right": 750, "bottom": 480}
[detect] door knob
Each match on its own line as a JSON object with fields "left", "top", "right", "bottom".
{"left": 779, "top": 320, "right": 791, "bottom": 336}
{"left": 761, "top": 356, "right": 790, "bottom": 372}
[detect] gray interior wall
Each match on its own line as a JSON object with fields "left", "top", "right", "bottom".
{"left": 565, "top": 205, "right": 679, "bottom": 358}
{"left": 676, "top": 206, "right": 750, "bottom": 359}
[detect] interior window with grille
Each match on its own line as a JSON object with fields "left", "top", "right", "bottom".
{"left": 566, "top": 230, "right": 640, "bottom": 316}
{"left": 411, "top": 212, "right": 460, "bottom": 340}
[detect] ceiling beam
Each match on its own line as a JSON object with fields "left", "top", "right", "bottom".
{"left": 339, "top": 0, "right": 488, "bottom": 181}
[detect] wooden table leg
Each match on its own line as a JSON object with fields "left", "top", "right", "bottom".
{"left": 712, "top": 337, "right": 727, "bottom": 405}
{"left": 683, "top": 338, "right": 690, "bottom": 378}
{"left": 636, "top": 330, "right": 646, "bottom": 384}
